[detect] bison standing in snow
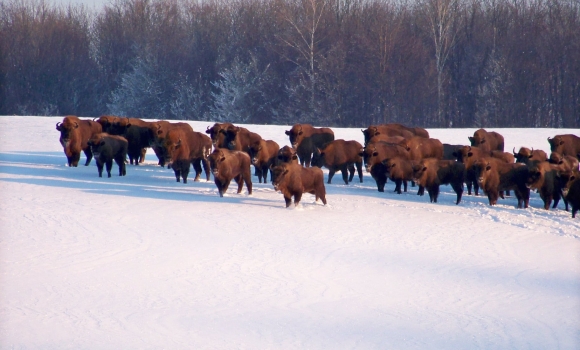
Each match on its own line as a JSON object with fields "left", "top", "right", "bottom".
{"left": 208, "top": 149, "right": 253, "bottom": 197}
{"left": 56, "top": 115, "right": 102, "bottom": 167}
{"left": 271, "top": 162, "right": 327, "bottom": 207}
{"left": 88, "top": 133, "right": 128, "bottom": 178}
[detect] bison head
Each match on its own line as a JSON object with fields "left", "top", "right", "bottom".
{"left": 277, "top": 145, "right": 298, "bottom": 164}
{"left": 57, "top": 117, "right": 80, "bottom": 146}
{"left": 248, "top": 140, "right": 263, "bottom": 165}
{"left": 271, "top": 164, "right": 290, "bottom": 192}
{"left": 224, "top": 126, "right": 241, "bottom": 150}
{"left": 454, "top": 146, "right": 473, "bottom": 164}
{"left": 469, "top": 129, "right": 487, "bottom": 147}
{"left": 472, "top": 159, "right": 493, "bottom": 187}
{"left": 548, "top": 152, "right": 564, "bottom": 165}
{"left": 162, "top": 131, "right": 183, "bottom": 166}
{"left": 285, "top": 124, "right": 304, "bottom": 149}
{"left": 310, "top": 148, "right": 325, "bottom": 168}
{"left": 87, "top": 136, "right": 106, "bottom": 158}
{"left": 208, "top": 149, "right": 227, "bottom": 178}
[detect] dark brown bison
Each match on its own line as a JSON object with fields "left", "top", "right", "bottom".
{"left": 311, "top": 139, "right": 363, "bottom": 185}
{"left": 106, "top": 117, "right": 154, "bottom": 165}
{"left": 205, "top": 122, "right": 234, "bottom": 148}
{"left": 277, "top": 145, "right": 299, "bottom": 164}
{"left": 562, "top": 173, "right": 580, "bottom": 218}
{"left": 525, "top": 161, "right": 565, "bottom": 210}
{"left": 94, "top": 115, "right": 119, "bottom": 133}
{"left": 468, "top": 129, "right": 505, "bottom": 152}
{"left": 87, "top": 133, "right": 128, "bottom": 178}
{"left": 148, "top": 121, "right": 194, "bottom": 167}
{"left": 271, "top": 162, "right": 327, "bottom": 207}
{"left": 208, "top": 148, "right": 253, "bottom": 197}
{"left": 382, "top": 157, "right": 416, "bottom": 194}
{"left": 401, "top": 137, "right": 444, "bottom": 161}
{"left": 223, "top": 126, "right": 263, "bottom": 153}
{"left": 248, "top": 139, "right": 280, "bottom": 183}
{"left": 163, "top": 128, "right": 212, "bottom": 183}
{"left": 548, "top": 134, "right": 580, "bottom": 160}
{"left": 472, "top": 158, "right": 530, "bottom": 208}
{"left": 443, "top": 144, "right": 465, "bottom": 160}
{"left": 513, "top": 147, "right": 547, "bottom": 164}
{"left": 362, "top": 125, "right": 414, "bottom": 145}
{"left": 56, "top": 115, "right": 102, "bottom": 167}
{"left": 285, "top": 124, "right": 335, "bottom": 167}
{"left": 412, "top": 159, "right": 465, "bottom": 204}
{"left": 361, "top": 141, "right": 410, "bottom": 192}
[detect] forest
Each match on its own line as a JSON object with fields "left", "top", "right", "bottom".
{"left": 1, "top": 0, "right": 579, "bottom": 127}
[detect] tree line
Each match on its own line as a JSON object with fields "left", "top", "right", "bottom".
{"left": 1, "top": 0, "right": 579, "bottom": 128}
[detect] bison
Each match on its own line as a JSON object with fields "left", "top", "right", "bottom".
{"left": 401, "top": 136, "right": 444, "bottom": 161}
{"left": 472, "top": 158, "right": 530, "bottom": 208}
{"left": 549, "top": 152, "right": 579, "bottom": 172}
{"left": 562, "top": 173, "right": 580, "bottom": 218}
{"left": 513, "top": 147, "right": 547, "bottom": 164}
{"left": 56, "top": 115, "right": 102, "bottom": 167}
{"left": 271, "top": 162, "right": 327, "bottom": 207}
{"left": 223, "top": 126, "right": 262, "bottom": 153}
{"left": 148, "top": 121, "right": 194, "bottom": 167}
{"left": 361, "top": 141, "right": 410, "bottom": 192}
{"left": 285, "top": 124, "right": 335, "bottom": 167}
{"left": 361, "top": 125, "right": 414, "bottom": 145}
{"left": 412, "top": 159, "right": 465, "bottom": 204}
{"left": 248, "top": 139, "right": 280, "bottom": 183}
{"left": 382, "top": 157, "right": 416, "bottom": 194}
{"left": 311, "top": 139, "right": 363, "bottom": 185}
{"left": 87, "top": 133, "right": 128, "bottom": 178}
{"left": 525, "top": 161, "right": 565, "bottom": 210}
{"left": 94, "top": 115, "right": 119, "bottom": 134}
{"left": 163, "top": 128, "right": 212, "bottom": 183}
{"left": 468, "top": 129, "right": 505, "bottom": 152}
{"left": 106, "top": 117, "right": 153, "bottom": 165}
{"left": 548, "top": 134, "right": 580, "bottom": 160}
{"left": 205, "top": 122, "right": 234, "bottom": 149}
{"left": 208, "top": 148, "right": 253, "bottom": 197}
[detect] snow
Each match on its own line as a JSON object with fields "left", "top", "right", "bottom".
{"left": 1, "top": 116, "right": 579, "bottom": 349}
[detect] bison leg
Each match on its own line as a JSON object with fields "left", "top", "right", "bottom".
{"left": 255, "top": 166, "right": 264, "bottom": 183}
{"left": 115, "top": 157, "right": 126, "bottom": 176}
{"left": 202, "top": 159, "right": 211, "bottom": 181}
{"left": 394, "top": 179, "right": 402, "bottom": 194}
{"left": 71, "top": 152, "right": 81, "bottom": 167}
{"left": 466, "top": 180, "right": 473, "bottom": 195}
{"left": 499, "top": 191, "right": 505, "bottom": 199}
{"left": 356, "top": 161, "right": 363, "bottom": 183}
{"left": 451, "top": 182, "right": 464, "bottom": 205}
{"left": 244, "top": 172, "right": 252, "bottom": 195}
{"left": 106, "top": 160, "right": 113, "bottom": 178}
{"left": 139, "top": 148, "right": 147, "bottom": 163}
{"left": 327, "top": 169, "right": 336, "bottom": 184}
{"left": 417, "top": 185, "right": 425, "bottom": 196}
{"left": 488, "top": 191, "right": 499, "bottom": 206}
{"left": 181, "top": 163, "right": 190, "bottom": 184}
{"left": 347, "top": 164, "right": 355, "bottom": 182}
{"left": 83, "top": 148, "right": 93, "bottom": 166}
{"left": 234, "top": 174, "right": 244, "bottom": 194}
{"left": 572, "top": 206, "right": 578, "bottom": 218}
{"left": 340, "top": 165, "right": 350, "bottom": 185}
{"left": 174, "top": 168, "right": 181, "bottom": 182}
{"left": 284, "top": 196, "right": 292, "bottom": 208}
{"left": 293, "top": 192, "right": 303, "bottom": 206}
{"left": 192, "top": 160, "right": 202, "bottom": 182}
{"left": 96, "top": 162, "right": 104, "bottom": 177}
{"left": 474, "top": 182, "right": 480, "bottom": 196}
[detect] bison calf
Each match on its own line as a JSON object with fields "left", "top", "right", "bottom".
{"left": 208, "top": 149, "right": 253, "bottom": 197}
{"left": 272, "top": 163, "right": 327, "bottom": 207}
{"left": 87, "top": 133, "right": 128, "bottom": 178}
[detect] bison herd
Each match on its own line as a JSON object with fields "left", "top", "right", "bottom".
{"left": 55, "top": 115, "right": 580, "bottom": 217}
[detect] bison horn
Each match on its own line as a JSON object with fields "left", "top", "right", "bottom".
{"left": 513, "top": 147, "right": 517, "bottom": 155}
{"left": 468, "top": 146, "right": 472, "bottom": 151}
{"left": 206, "top": 126, "right": 210, "bottom": 131}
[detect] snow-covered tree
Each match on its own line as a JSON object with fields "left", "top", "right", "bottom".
{"left": 170, "top": 76, "right": 206, "bottom": 120}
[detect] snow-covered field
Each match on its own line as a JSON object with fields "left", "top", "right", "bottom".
{"left": 1, "top": 116, "right": 579, "bottom": 349}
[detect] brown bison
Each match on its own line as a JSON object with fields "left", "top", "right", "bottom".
{"left": 362, "top": 125, "right": 414, "bottom": 145}
{"left": 223, "top": 126, "right": 263, "bottom": 153}
{"left": 208, "top": 148, "right": 253, "bottom": 197}
{"left": 549, "top": 152, "right": 579, "bottom": 172}
{"left": 548, "top": 134, "right": 580, "bottom": 160}
{"left": 56, "top": 116, "right": 102, "bottom": 167}
{"left": 94, "top": 115, "right": 119, "bottom": 133}
{"left": 367, "top": 135, "right": 407, "bottom": 147}
{"left": 562, "top": 173, "right": 580, "bottom": 218}
{"left": 248, "top": 139, "right": 280, "bottom": 183}
{"left": 277, "top": 145, "right": 299, "bottom": 164}
{"left": 106, "top": 117, "right": 153, "bottom": 165}
{"left": 472, "top": 158, "right": 530, "bottom": 208}
{"left": 271, "top": 162, "right": 327, "bottom": 207}
{"left": 205, "top": 122, "right": 234, "bottom": 148}
{"left": 412, "top": 159, "right": 465, "bottom": 204}
{"left": 148, "top": 121, "right": 194, "bottom": 167}
{"left": 525, "top": 161, "right": 565, "bottom": 210}
{"left": 401, "top": 136, "right": 444, "bottom": 161}
{"left": 361, "top": 141, "right": 410, "bottom": 192}
{"left": 87, "top": 133, "right": 128, "bottom": 178}
{"left": 382, "top": 157, "right": 416, "bottom": 194}
{"left": 285, "top": 124, "right": 335, "bottom": 167}
{"left": 513, "top": 147, "right": 547, "bottom": 164}
{"left": 163, "top": 128, "right": 212, "bottom": 183}
{"left": 468, "top": 129, "right": 505, "bottom": 152}
{"left": 311, "top": 139, "right": 363, "bottom": 185}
